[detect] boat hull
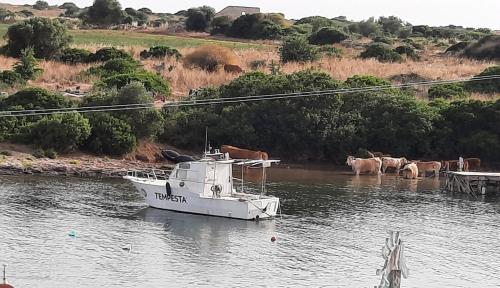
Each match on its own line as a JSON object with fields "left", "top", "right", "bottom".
{"left": 128, "top": 178, "right": 279, "bottom": 220}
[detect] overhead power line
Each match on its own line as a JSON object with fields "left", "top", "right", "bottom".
{"left": 0, "top": 75, "right": 498, "bottom": 118}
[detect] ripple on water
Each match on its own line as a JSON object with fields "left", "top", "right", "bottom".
{"left": 0, "top": 174, "right": 499, "bottom": 287}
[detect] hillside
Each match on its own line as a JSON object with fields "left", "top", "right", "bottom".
{"left": 0, "top": 2, "right": 63, "bottom": 18}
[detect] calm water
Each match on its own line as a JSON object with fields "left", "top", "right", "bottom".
{"left": 1, "top": 169, "right": 499, "bottom": 288}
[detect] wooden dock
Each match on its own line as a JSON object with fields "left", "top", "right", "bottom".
{"left": 444, "top": 172, "right": 500, "bottom": 197}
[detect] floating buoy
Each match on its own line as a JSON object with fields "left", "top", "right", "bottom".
{"left": 271, "top": 236, "right": 277, "bottom": 242}
{"left": 68, "top": 231, "right": 77, "bottom": 238}
{"left": 122, "top": 244, "right": 132, "bottom": 252}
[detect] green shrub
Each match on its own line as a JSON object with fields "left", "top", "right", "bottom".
{"left": 394, "top": 45, "right": 419, "bottom": 60}
{"left": 463, "top": 35, "right": 500, "bottom": 60}
{"left": 139, "top": 46, "right": 182, "bottom": 60}
{"left": 3, "top": 17, "right": 72, "bottom": 59}
{"left": 32, "top": 148, "right": 45, "bottom": 159}
{"left": 210, "top": 16, "right": 232, "bottom": 35}
{"left": 101, "top": 71, "right": 171, "bottom": 95}
{"left": 33, "top": 1, "right": 49, "bottom": 10}
{"left": 84, "top": 113, "right": 136, "bottom": 155}
{"left": 372, "top": 36, "right": 394, "bottom": 45}
{"left": 3, "top": 88, "right": 72, "bottom": 109}
{"left": 309, "top": 27, "right": 349, "bottom": 45}
{"left": 317, "top": 46, "right": 343, "bottom": 58}
{"left": 185, "top": 6, "right": 215, "bottom": 32}
{"left": 428, "top": 83, "right": 467, "bottom": 100}
{"left": 44, "top": 148, "right": 58, "bottom": 159}
{"left": 445, "top": 41, "right": 470, "bottom": 54}
{"left": 345, "top": 75, "right": 391, "bottom": 88}
{"left": 83, "top": 0, "right": 125, "bottom": 27}
{"left": 57, "top": 48, "right": 92, "bottom": 64}
{"left": 465, "top": 66, "right": 500, "bottom": 94}
{"left": 0, "top": 151, "right": 12, "bottom": 156}
{"left": 279, "top": 36, "right": 320, "bottom": 63}
{"left": 360, "top": 43, "right": 402, "bottom": 62}
{"left": 90, "top": 47, "right": 133, "bottom": 62}
{"left": 88, "top": 58, "right": 141, "bottom": 76}
{"left": 13, "top": 47, "right": 43, "bottom": 80}
{"left": 226, "top": 13, "right": 284, "bottom": 40}
{"left": 28, "top": 113, "right": 91, "bottom": 152}
{"left": 0, "top": 71, "right": 24, "bottom": 86}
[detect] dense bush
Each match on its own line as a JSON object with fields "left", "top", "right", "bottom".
{"left": 1, "top": 88, "right": 72, "bottom": 110}
{"left": 210, "top": 16, "right": 232, "bottom": 35}
{"left": 372, "top": 36, "right": 394, "bottom": 45}
{"left": 56, "top": 48, "right": 92, "bottom": 64}
{"left": 463, "top": 35, "right": 500, "bottom": 60}
{"left": 226, "top": 13, "right": 284, "bottom": 40}
{"left": 360, "top": 43, "right": 402, "bottom": 62}
{"left": 101, "top": 71, "right": 171, "bottom": 95}
{"left": 465, "top": 66, "right": 500, "bottom": 94}
{"left": 428, "top": 83, "right": 467, "bottom": 100}
{"left": 3, "top": 17, "right": 72, "bottom": 58}
{"left": 185, "top": 6, "right": 215, "bottom": 32}
{"left": 33, "top": 1, "right": 49, "bottom": 10}
{"left": 88, "top": 58, "right": 141, "bottom": 76}
{"left": 308, "top": 27, "right": 349, "bottom": 45}
{"left": 139, "top": 46, "right": 182, "bottom": 60}
{"left": 394, "top": 45, "right": 419, "bottom": 60}
{"left": 0, "top": 71, "right": 24, "bottom": 86}
{"left": 183, "top": 45, "right": 236, "bottom": 72}
{"left": 317, "top": 46, "right": 343, "bottom": 58}
{"left": 344, "top": 75, "right": 391, "bottom": 88}
{"left": 445, "top": 41, "right": 470, "bottom": 54}
{"left": 83, "top": 0, "right": 124, "bottom": 26}
{"left": 83, "top": 82, "right": 164, "bottom": 139}
{"left": 84, "top": 113, "right": 136, "bottom": 155}
{"left": 348, "top": 17, "right": 381, "bottom": 37}
{"left": 90, "top": 47, "right": 133, "bottom": 62}
{"left": 28, "top": 113, "right": 91, "bottom": 152}
{"left": 377, "top": 16, "right": 405, "bottom": 35}
{"left": 279, "top": 36, "right": 319, "bottom": 63}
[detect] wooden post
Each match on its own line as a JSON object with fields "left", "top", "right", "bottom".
{"left": 389, "top": 270, "right": 401, "bottom": 288}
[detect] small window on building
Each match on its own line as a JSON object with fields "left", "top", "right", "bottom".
{"left": 241, "top": 12, "right": 246, "bottom": 15}
{"left": 176, "top": 169, "right": 187, "bottom": 180}
{"left": 179, "top": 163, "right": 190, "bottom": 170}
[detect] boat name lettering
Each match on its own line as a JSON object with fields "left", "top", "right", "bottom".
{"left": 155, "top": 193, "right": 187, "bottom": 203}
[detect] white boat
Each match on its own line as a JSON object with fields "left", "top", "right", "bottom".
{"left": 124, "top": 150, "right": 281, "bottom": 220}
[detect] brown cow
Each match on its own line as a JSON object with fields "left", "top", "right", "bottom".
{"left": 370, "top": 151, "right": 391, "bottom": 158}
{"left": 346, "top": 156, "right": 382, "bottom": 176}
{"left": 381, "top": 157, "right": 408, "bottom": 174}
{"left": 224, "top": 64, "right": 244, "bottom": 74}
{"left": 402, "top": 163, "right": 418, "bottom": 179}
{"left": 221, "top": 145, "right": 268, "bottom": 160}
{"left": 413, "top": 161, "right": 441, "bottom": 177}
{"left": 464, "top": 158, "right": 481, "bottom": 171}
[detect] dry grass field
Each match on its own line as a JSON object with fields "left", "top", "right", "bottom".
{"left": 0, "top": 44, "right": 495, "bottom": 98}
{"left": 0, "top": 3, "right": 63, "bottom": 18}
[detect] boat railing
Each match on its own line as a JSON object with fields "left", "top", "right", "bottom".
{"left": 126, "top": 169, "right": 172, "bottom": 181}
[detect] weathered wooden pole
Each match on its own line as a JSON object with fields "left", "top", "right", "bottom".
{"left": 375, "top": 232, "right": 409, "bottom": 288}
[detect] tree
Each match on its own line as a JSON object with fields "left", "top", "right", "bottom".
{"left": 28, "top": 113, "right": 91, "bottom": 152}
{"left": 2, "top": 88, "right": 72, "bottom": 110}
{"left": 138, "top": 8, "right": 152, "bottom": 14}
{"left": 60, "top": 2, "right": 80, "bottom": 17}
{"left": 378, "top": 16, "right": 405, "bottom": 35}
{"left": 185, "top": 6, "right": 215, "bottom": 32}
{"left": 348, "top": 17, "right": 381, "bottom": 36}
{"left": 279, "top": 36, "right": 319, "bottom": 63}
{"left": 84, "top": 113, "right": 136, "bottom": 155}
{"left": 211, "top": 16, "right": 232, "bottom": 35}
{"left": 85, "top": 0, "right": 124, "bottom": 26}
{"left": 13, "top": 47, "right": 43, "bottom": 80}
{"left": 3, "top": 17, "right": 72, "bottom": 59}
{"left": 0, "top": 8, "right": 15, "bottom": 21}
{"left": 33, "top": 1, "right": 49, "bottom": 10}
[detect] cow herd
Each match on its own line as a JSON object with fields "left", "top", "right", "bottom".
{"left": 346, "top": 153, "right": 481, "bottom": 179}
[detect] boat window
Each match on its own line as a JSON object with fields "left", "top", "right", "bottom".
{"left": 179, "top": 163, "right": 190, "bottom": 170}
{"left": 176, "top": 169, "right": 187, "bottom": 180}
